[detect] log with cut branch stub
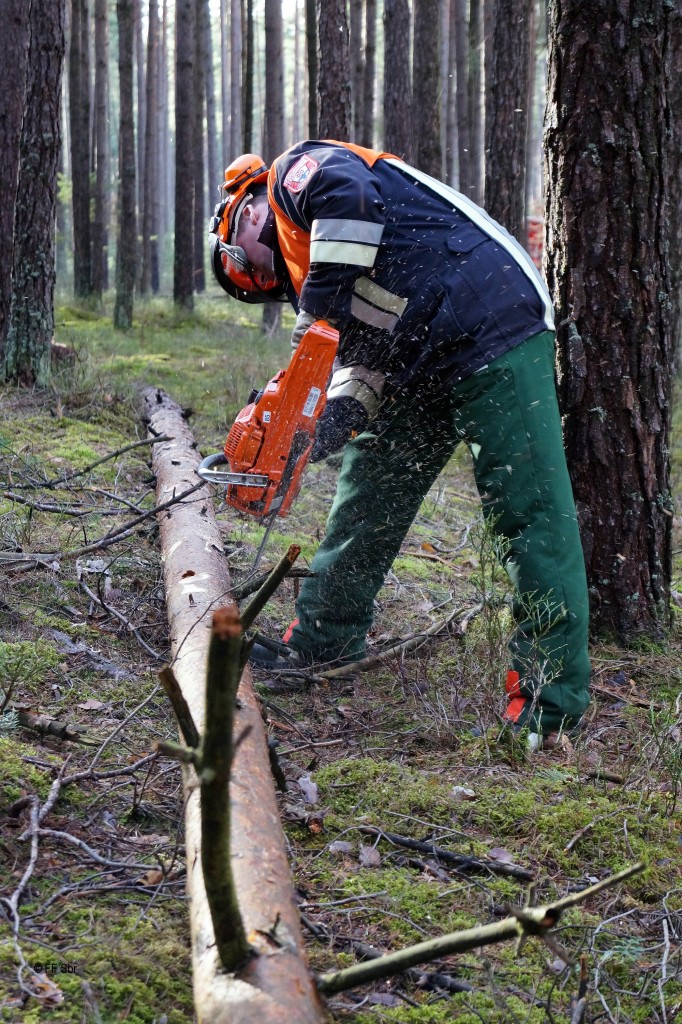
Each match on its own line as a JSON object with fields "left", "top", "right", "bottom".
{"left": 138, "top": 386, "right": 325, "bottom": 1024}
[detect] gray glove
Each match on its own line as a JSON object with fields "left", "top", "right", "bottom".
{"left": 309, "top": 364, "right": 385, "bottom": 463}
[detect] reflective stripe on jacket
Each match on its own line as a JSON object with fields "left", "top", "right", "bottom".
{"left": 268, "top": 140, "right": 555, "bottom": 386}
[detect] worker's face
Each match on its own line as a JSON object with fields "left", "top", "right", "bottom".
{"left": 236, "top": 195, "right": 277, "bottom": 289}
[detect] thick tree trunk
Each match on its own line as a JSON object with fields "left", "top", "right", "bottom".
{"left": 454, "top": 0, "right": 470, "bottom": 192}
{"left": 4, "top": 0, "right": 66, "bottom": 386}
{"left": 92, "top": 0, "right": 109, "bottom": 297}
{"left": 114, "top": 0, "right": 137, "bottom": 328}
{"left": 192, "top": 0, "right": 206, "bottom": 293}
{"left": 305, "top": 0, "right": 317, "bottom": 137}
{"left": 174, "top": 0, "right": 195, "bottom": 307}
{"left": 545, "top": 0, "right": 675, "bottom": 639}
{"left": 141, "top": 0, "right": 159, "bottom": 296}
{"left": 138, "top": 387, "right": 326, "bottom": 1024}
{"left": 202, "top": 0, "right": 219, "bottom": 201}
{"left": 468, "top": 0, "right": 483, "bottom": 202}
{"left": 383, "top": 0, "right": 412, "bottom": 159}
{"left": 350, "top": 0, "right": 364, "bottom": 142}
{"left": 0, "top": 1, "right": 30, "bottom": 360}
{"left": 361, "top": 0, "right": 376, "bottom": 147}
{"left": 412, "top": 0, "right": 442, "bottom": 176}
{"left": 317, "top": 0, "right": 351, "bottom": 139}
{"left": 484, "top": 0, "right": 533, "bottom": 240}
{"left": 263, "top": 0, "right": 284, "bottom": 161}
{"left": 242, "top": 0, "right": 253, "bottom": 150}
{"left": 70, "top": 0, "right": 92, "bottom": 297}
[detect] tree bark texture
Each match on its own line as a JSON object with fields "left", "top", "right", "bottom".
{"left": 412, "top": 0, "right": 442, "bottom": 176}
{"left": 350, "top": 0, "right": 364, "bottom": 142}
{"left": 192, "top": 0, "right": 206, "bottom": 293}
{"left": 92, "top": 0, "right": 109, "bottom": 297}
{"left": 454, "top": 0, "right": 471, "bottom": 191}
{"left": 242, "top": 0, "right": 253, "bottom": 151}
{"left": 114, "top": 0, "right": 137, "bottom": 328}
{"left": 305, "top": 0, "right": 317, "bottom": 137}
{"left": 202, "top": 0, "right": 219, "bottom": 211}
{"left": 141, "top": 0, "right": 159, "bottom": 296}
{"left": 467, "top": 0, "right": 483, "bottom": 202}
{"left": 138, "top": 386, "right": 326, "bottom": 1024}
{"left": 4, "top": 0, "right": 66, "bottom": 386}
{"left": 383, "top": 0, "right": 412, "bottom": 159}
{"left": 69, "top": 0, "right": 92, "bottom": 297}
{"left": 263, "top": 0, "right": 284, "bottom": 162}
{"left": 0, "top": 1, "right": 30, "bottom": 360}
{"left": 545, "top": 0, "right": 675, "bottom": 639}
{"left": 174, "top": 0, "right": 195, "bottom": 307}
{"left": 317, "top": 0, "right": 351, "bottom": 139}
{"left": 484, "top": 0, "right": 533, "bottom": 240}
{"left": 361, "top": 0, "right": 376, "bottom": 147}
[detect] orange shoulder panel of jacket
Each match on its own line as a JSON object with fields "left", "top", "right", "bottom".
{"left": 266, "top": 142, "right": 402, "bottom": 295}
{"left": 267, "top": 169, "right": 309, "bottom": 295}
{"left": 323, "top": 140, "right": 402, "bottom": 166}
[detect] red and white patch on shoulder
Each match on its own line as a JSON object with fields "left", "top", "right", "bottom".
{"left": 283, "top": 154, "right": 319, "bottom": 193}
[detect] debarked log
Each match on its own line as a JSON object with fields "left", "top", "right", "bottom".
{"left": 138, "top": 386, "right": 325, "bottom": 1024}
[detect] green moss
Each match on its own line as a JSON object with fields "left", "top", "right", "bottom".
{"left": 315, "top": 757, "right": 457, "bottom": 824}
{"left": 0, "top": 736, "right": 54, "bottom": 805}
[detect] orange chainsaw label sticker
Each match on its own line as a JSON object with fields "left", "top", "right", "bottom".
{"left": 302, "top": 387, "right": 321, "bottom": 417}
{"left": 284, "top": 155, "right": 319, "bottom": 193}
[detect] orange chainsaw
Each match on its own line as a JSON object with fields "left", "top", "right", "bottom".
{"left": 197, "top": 320, "right": 339, "bottom": 522}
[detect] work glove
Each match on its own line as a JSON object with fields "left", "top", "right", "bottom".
{"left": 309, "top": 396, "right": 369, "bottom": 463}
{"left": 309, "top": 364, "right": 386, "bottom": 463}
{"left": 290, "top": 308, "right": 338, "bottom": 349}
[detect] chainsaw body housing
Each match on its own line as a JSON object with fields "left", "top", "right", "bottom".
{"left": 223, "top": 320, "right": 339, "bottom": 516}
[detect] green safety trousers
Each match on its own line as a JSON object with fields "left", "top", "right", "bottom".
{"left": 289, "top": 330, "right": 590, "bottom": 734}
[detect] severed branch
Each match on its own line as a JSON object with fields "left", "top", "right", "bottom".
{"left": 240, "top": 544, "right": 301, "bottom": 632}
{"left": 358, "top": 826, "right": 535, "bottom": 882}
{"left": 316, "top": 863, "right": 644, "bottom": 995}
{"left": 12, "top": 434, "right": 173, "bottom": 490}
{"left": 0, "top": 480, "right": 207, "bottom": 565}
{"left": 158, "top": 666, "right": 200, "bottom": 748}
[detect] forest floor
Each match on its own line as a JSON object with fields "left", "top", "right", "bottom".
{"left": 1, "top": 294, "right": 681, "bottom": 1024}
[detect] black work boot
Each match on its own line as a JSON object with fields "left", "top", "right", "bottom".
{"left": 248, "top": 636, "right": 308, "bottom": 669}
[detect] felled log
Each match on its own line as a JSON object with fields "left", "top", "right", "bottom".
{"left": 138, "top": 387, "right": 325, "bottom": 1024}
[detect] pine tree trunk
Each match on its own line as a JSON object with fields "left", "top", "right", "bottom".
{"left": 242, "top": 0, "right": 253, "bottom": 150}
{"left": 263, "top": 0, "right": 284, "bottom": 161}
{"left": 134, "top": 0, "right": 146, "bottom": 223}
{"left": 483, "top": 0, "right": 533, "bottom": 240}
{"left": 445, "top": 0, "right": 457, "bottom": 184}
{"left": 70, "top": 0, "right": 92, "bottom": 297}
{"left": 202, "top": 0, "right": 218, "bottom": 199}
{"left": 174, "top": 0, "right": 195, "bottom": 307}
{"left": 350, "top": 0, "right": 364, "bottom": 142}
{"left": 0, "top": 1, "right": 31, "bottom": 359}
{"left": 383, "top": 0, "right": 412, "bottom": 159}
{"left": 412, "top": 0, "right": 442, "bottom": 176}
{"left": 468, "top": 0, "right": 483, "bottom": 202}
{"left": 92, "top": 0, "right": 109, "bottom": 297}
{"left": 305, "top": 0, "right": 317, "bottom": 137}
{"left": 545, "top": 0, "right": 675, "bottom": 639}
{"left": 114, "top": 0, "right": 137, "bottom": 327}
{"left": 4, "top": 0, "right": 66, "bottom": 385}
{"left": 192, "top": 0, "right": 206, "bottom": 293}
{"left": 454, "top": 0, "right": 470, "bottom": 192}
{"left": 220, "top": 0, "right": 230, "bottom": 164}
{"left": 141, "top": 0, "right": 159, "bottom": 296}
{"left": 361, "top": 0, "right": 376, "bottom": 147}
{"left": 317, "top": 0, "right": 351, "bottom": 139}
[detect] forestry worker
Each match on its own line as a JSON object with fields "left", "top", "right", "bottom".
{"left": 208, "top": 139, "right": 591, "bottom": 745}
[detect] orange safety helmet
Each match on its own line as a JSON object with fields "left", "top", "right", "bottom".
{"left": 208, "top": 153, "right": 286, "bottom": 303}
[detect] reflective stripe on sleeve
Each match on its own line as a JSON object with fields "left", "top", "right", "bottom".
{"left": 350, "top": 276, "right": 407, "bottom": 331}
{"left": 310, "top": 239, "right": 378, "bottom": 267}
{"left": 311, "top": 218, "right": 384, "bottom": 245}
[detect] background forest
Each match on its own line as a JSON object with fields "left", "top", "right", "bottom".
{"left": 1, "top": 1, "right": 682, "bottom": 1023}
